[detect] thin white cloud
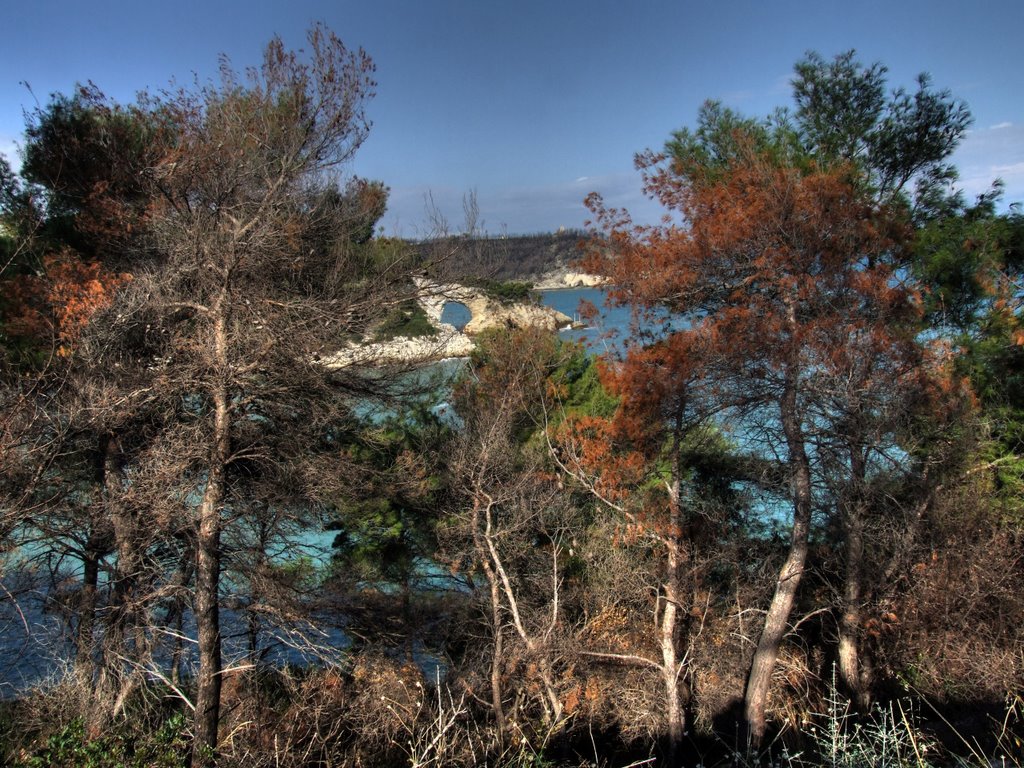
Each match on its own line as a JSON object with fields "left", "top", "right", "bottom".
{"left": 378, "top": 170, "right": 669, "bottom": 236}
{"left": 952, "top": 121, "right": 1024, "bottom": 206}
{"left": 957, "top": 164, "right": 1024, "bottom": 204}
{"left": 992, "top": 161, "right": 1024, "bottom": 179}
{"left": 770, "top": 72, "right": 794, "bottom": 96}
{"left": 721, "top": 72, "right": 791, "bottom": 106}
{"left": 382, "top": 115, "right": 1024, "bottom": 235}
{"left": 0, "top": 135, "right": 20, "bottom": 170}
{"left": 719, "top": 89, "right": 754, "bottom": 104}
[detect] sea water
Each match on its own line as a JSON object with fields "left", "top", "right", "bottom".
{"left": 0, "top": 289, "right": 636, "bottom": 692}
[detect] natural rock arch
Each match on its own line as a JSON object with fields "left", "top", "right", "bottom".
{"left": 413, "top": 277, "right": 573, "bottom": 335}
{"left": 440, "top": 300, "right": 472, "bottom": 331}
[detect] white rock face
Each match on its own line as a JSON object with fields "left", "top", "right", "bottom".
{"left": 462, "top": 300, "right": 572, "bottom": 334}
{"left": 322, "top": 324, "right": 474, "bottom": 369}
{"left": 414, "top": 277, "right": 574, "bottom": 335}
{"left": 532, "top": 269, "right": 609, "bottom": 289}
{"left": 562, "top": 271, "right": 608, "bottom": 287}
{"left": 324, "top": 278, "right": 579, "bottom": 369}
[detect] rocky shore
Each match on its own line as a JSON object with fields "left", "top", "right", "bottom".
{"left": 323, "top": 277, "right": 585, "bottom": 368}
{"left": 321, "top": 323, "right": 475, "bottom": 368}
{"left": 532, "top": 269, "right": 609, "bottom": 290}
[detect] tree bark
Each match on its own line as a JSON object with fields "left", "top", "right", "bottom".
{"left": 75, "top": 539, "right": 101, "bottom": 689}
{"left": 486, "top": 558, "right": 507, "bottom": 737}
{"left": 77, "top": 438, "right": 114, "bottom": 690}
{"left": 661, "top": 543, "right": 684, "bottom": 759}
{"left": 162, "top": 541, "right": 194, "bottom": 687}
{"left": 472, "top": 497, "right": 507, "bottom": 738}
{"left": 744, "top": 363, "right": 812, "bottom": 745}
{"left": 838, "top": 447, "right": 870, "bottom": 711}
{"left": 193, "top": 304, "right": 230, "bottom": 767}
{"left": 102, "top": 434, "right": 148, "bottom": 723}
{"left": 660, "top": 410, "right": 687, "bottom": 760}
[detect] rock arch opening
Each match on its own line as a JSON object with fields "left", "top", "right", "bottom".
{"left": 440, "top": 301, "right": 472, "bottom": 331}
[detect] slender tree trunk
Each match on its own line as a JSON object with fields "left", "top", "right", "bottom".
{"left": 402, "top": 572, "right": 415, "bottom": 664}
{"left": 194, "top": 450, "right": 224, "bottom": 766}
{"left": 193, "top": 303, "right": 231, "bottom": 767}
{"left": 101, "top": 434, "right": 146, "bottom": 723}
{"left": 472, "top": 497, "right": 507, "bottom": 738}
{"left": 245, "top": 518, "right": 270, "bottom": 665}
{"left": 744, "top": 363, "right": 812, "bottom": 745}
{"left": 661, "top": 548, "right": 684, "bottom": 759}
{"left": 162, "top": 541, "right": 194, "bottom": 687}
{"left": 478, "top": 492, "right": 565, "bottom": 735}
{"left": 838, "top": 448, "right": 870, "bottom": 711}
{"left": 487, "top": 563, "right": 507, "bottom": 737}
{"left": 246, "top": 608, "right": 260, "bottom": 663}
{"left": 170, "top": 601, "right": 186, "bottom": 687}
{"left": 661, "top": 410, "right": 687, "bottom": 760}
{"left": 77, "top": 437, "right": 117, "bottom": 693}
{"left": 76, "top": 540, "right": 101, "bottom": 686}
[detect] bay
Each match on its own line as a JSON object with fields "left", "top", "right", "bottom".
{"left": 0, "top": 288, "right": 632, "bottom": 694}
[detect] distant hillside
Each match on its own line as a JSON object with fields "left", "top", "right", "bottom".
{"left": 415, "top": 230, "right": 589, "bottom": 282}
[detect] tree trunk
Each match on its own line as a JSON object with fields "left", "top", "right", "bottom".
{"left": 661, "top": 412, "right": 687, "bottom": 760}
{"left": 660, "top": 582, "right": 684, "bottom": 760}
{"left": 473, "top": 497, "right": 507, "bottom": 738}
{"left": 193, "top": 458, "right": 224, "bottom": 766}
{"left": 101, "top": 434, "right": 147, "bottom": 724}
{"left": 162, "top": 541, "right": 194, "bottom": 687}
{"left": 487, "top": 566, "right": 507, "bottom": 737}
{"left": 744, "top": 366, "right": 812, "bottom": 745}
{"left": 75, "top": 540, "right": 101, "bottom": 689}
{"left": 838, "top": 447, "right": 870, "bottom": 711}
{"left": 193, "top": 305, "right": 231, "bottom": 767}
{"left": 170, "top": 600, "right": 186, "bottom": 687}
{"left": 78, "top": 437, "right": 116, "bottom": 693}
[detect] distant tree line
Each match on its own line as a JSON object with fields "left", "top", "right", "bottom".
{"left": 415, "top": 230, "right": 588, "bottom": 282}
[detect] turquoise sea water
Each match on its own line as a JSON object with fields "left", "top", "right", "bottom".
{"left": 0, "top": 288, "right": 636, "bottom": 692}
{"left": 441, "top": 286, "right": 640, "bottom": 353}
{"left": 440, "top": 286, "right": 629, "bottom": 348}
{"left": 546, "top": 287, "right": 678, "bottom": 356}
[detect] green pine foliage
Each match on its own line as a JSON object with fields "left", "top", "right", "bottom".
{"left": 373, "top": 298, "right": 438, "bottom": 341}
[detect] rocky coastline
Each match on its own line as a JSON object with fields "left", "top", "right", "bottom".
{"left": 531, "top": 269, "right": 609, "bottom": 290}
{"left": 323, "top": 275, "right": 593, "bottom": 368}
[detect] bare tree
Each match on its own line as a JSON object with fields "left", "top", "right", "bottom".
{"left": 440, "top": 328, "right": 580, "bottom": 746}
{"left": 71, "top": 25, "right": 418, "bottom": 764}
{"left": 547, "top": 343, "right": 730, "bottom": 758}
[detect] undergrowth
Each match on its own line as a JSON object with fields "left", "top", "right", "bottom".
{"left": 11, "top": 713, "right": 189, "bottom": 768}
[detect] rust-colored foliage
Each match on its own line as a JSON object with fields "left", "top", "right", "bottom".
{"left": 21, "top": 83, "right": 167, "bottom": 259}
{"left": 4, "top": 249, "right": 129, "bottom": 354}
{"left": 557, "top": 411, "right": 647, "bottom": 504}
{"left": 569, "top": 141, "right": 923, "bottom": 530}
{"left": 46, "top": 252, "right": 130, "bottom": 351}
{"left": 582, "top": 139, "right": 924, "bottom": 423}
{"left": 576, "top": 131, "right": 979, "bottom": 741}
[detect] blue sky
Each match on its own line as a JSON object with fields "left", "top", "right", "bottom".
{"left": 2, "top": 0, "right": 1021, "bottom": 234}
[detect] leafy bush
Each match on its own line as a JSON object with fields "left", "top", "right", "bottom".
{"left": 373, "top": 300, "right": 438, "bottom": 341}
{"left": 14, "top": 713, "right": 189, "bottom": 768}
{"left": 465, "top": 277, "right": 537, "bottom": 305}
